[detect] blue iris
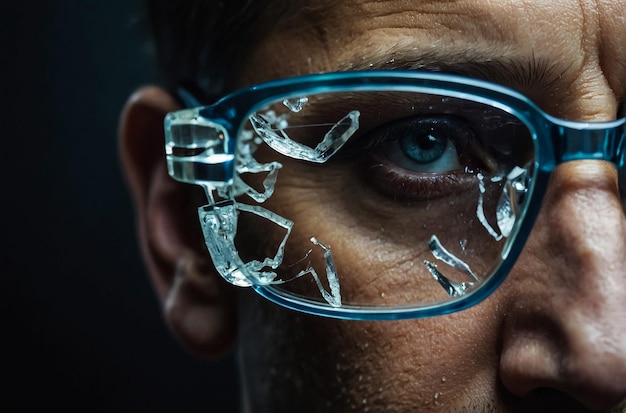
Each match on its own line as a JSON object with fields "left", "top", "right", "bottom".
{"left": 399, "top": 118, "right": 452, "bottom": 164}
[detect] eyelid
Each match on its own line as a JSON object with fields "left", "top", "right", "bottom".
{"left": 340, "top": 114, "right": 501, "bottom": 175}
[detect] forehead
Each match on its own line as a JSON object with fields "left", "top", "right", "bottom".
{"left": 239, "top": 0, "right": 626, "bottom": 107}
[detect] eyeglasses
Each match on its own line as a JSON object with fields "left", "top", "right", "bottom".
{"left": 164, "top": 71, "right": 626, "bottom": 320}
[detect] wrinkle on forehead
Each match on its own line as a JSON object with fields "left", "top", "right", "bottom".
{"left": 597, "top": 0, "right": 626, "bottom": 103}
{"left": 242, "top": 0, "right": 625, "bottom": 116}
{"left": 246, "top": 0, "right": 582, "bottom": 74}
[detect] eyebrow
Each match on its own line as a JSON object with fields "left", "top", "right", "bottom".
{"left": 339, "top": 50, "right": 571, "bottom": 93}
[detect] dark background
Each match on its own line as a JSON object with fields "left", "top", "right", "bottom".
{"left": 2, "top": 2, "right": 238, "bottom": 411}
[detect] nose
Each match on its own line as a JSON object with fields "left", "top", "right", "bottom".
{"left": 498, "top": 161, "right": 626, "bottom": 410}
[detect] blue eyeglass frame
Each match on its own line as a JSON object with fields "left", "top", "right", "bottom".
{"left": 173, "top": 70, "right": 626, "bottom": 320}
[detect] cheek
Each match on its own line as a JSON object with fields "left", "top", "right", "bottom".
{"left": 236, "top": 160, "right": 507, "bottom": 407}
{"left": 238, "top": 288, "right": 503, "bottom": 410}
{"left": 237, "top": 156, "right": 507, "bottom": 307}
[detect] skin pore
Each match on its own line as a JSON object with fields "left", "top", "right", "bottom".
{"left": 120, "top": 0, "right": 626, "bottom": 412}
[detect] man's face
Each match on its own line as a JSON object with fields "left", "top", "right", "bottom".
{"left": 230, "top": 1, "right": 626, "bottom": 411}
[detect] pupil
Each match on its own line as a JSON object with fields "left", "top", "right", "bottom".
{"left": 420, "top": 133, "right": 438, "bottom": 150}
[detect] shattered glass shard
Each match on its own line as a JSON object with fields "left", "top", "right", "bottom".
{"left": 282, "top": 96, "right": 309, "bottom": 112}
{"left": 199, "top": 202, "right": 252, "bottom": 287}
{"left": 315, "top": 111, "right": 360, "bottom": 161}
{"left": 225, "top": 126, "right": 283, "bottom": 202}
{"left": 476, "top": 173, "right": 503, "bottom": 241}
{"left": 199, "top": 201, "right": 298, "bottom": 287}
{"left": 423, "top": 260, "right": 474, "bottom": 297}
{"left": 496, "top": 193, "right": 514, "bottom": 238}
{"left": 229, "top": 156, "right": 282, "bottom": 202}
{"left": 199, "top": 201, "right": 343, "bottom": 307}
{"left": 250, "top": 110, "right": 360, "bottom": 163}
{"left": 428, "top": 235, "right": 479, "bottom": 282}
{"left": 236, "top": 203, "right": 294, "bottom": 274}
{"left": 307, "top": 237, "right": 342, "bottom": 307}
{"left": 496, "top": 166, "right": 528, "bottom": 238}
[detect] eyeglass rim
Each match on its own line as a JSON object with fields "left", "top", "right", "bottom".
{"left": 172, "top": 70, "right": 625, "bottom": 320}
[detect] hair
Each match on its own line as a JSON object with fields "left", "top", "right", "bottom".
{"left": 145, "top": 0, "right": 280, "bottom": 103}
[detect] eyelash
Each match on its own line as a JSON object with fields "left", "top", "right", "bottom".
{"left": 338, "top": 114, "right": 486, "bottom": 201}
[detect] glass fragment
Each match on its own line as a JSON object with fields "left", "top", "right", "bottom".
{"left": 476, "top": 173, "right": 503, "bottom": 241}
{"left": 496, "top": 166, "right": 528, "bottom": 237}
{"left": 306, "top": 238, "right": 342, "bottom": 307}
{"left": 423, "top": 260, "right": 474, "bottom": 297}
{"left": 428, "top": 235, "right": 479, "bottom": 281}
{"left": 249, "top": 110, "right": 360, "bottom": 163}
{"left": 199, "top": 202, "right": 296, "bottom": 286}
{"left": 282, "top": 96, "right": 309, "bottom": 112}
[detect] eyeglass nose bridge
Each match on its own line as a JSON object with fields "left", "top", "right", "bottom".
{"left": 550, "top": 119, "right": 626, "bottom": 167}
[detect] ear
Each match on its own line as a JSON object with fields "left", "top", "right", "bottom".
{"left": 119, "top": 86, "right": 236, "bottom": 358}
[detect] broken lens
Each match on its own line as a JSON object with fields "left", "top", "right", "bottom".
{"left": 229, "top": 90, "right": 536, "bottom": 311}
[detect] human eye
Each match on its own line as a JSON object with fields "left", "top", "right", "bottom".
{"left": 378, "top": 115, "right": 474, "bottom": 172}
{"left": 355, "top": 114, "right": 487, "bottom": 201}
